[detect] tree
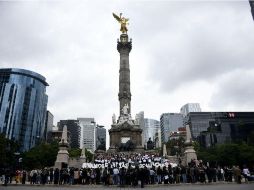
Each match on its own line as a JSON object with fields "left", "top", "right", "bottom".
{"left": 85, "top": 149, "right": 94, "bottom": 162}
{"left": 195, "top": 142, "right": 254, "bottom": 167}
{"left": 22, "top": 141, "right": 59, "bottom": 170}
{"left": 166, "top": 137, "right": 185, "bottom": 156}
{"left": 0, "top": 133, "right": 19, "bottom": 170}
{"left": 69, "top": 148, "right": 81, "bottom": 158}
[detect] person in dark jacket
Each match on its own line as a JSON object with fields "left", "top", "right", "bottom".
{"left": 138, "top": 167, "right": 145, "bottom": 188}
{"left": 54, "top": 168, "right": 59, "bottom": 184}
{"left": 162, "top": 166, "right": 169, "bottom": 184}
{"left": 157, "top": 166, "right": 163, "bottom": 184}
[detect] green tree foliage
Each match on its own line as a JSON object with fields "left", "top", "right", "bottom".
{"left": 69, "top": 148, "right": 81, "bottom": 158}
{"left": 195, "top": 142, "right": 254, "bottom": 167}
{"left": 85, "top": 149, "right": 94, "bottom": 162}
{"left": 0, "top": 134, "right": 19, "bottom": 169}
{"left": 247, "top": 131, "right": 254, "bottom": 145}
{"left": 22, "top": 141, "right": 59, "bottom": 170}
{"left": 166, "top": 137, "right": 185, "bottom": 156}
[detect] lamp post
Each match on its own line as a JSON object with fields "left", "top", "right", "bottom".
{"left": 14, "top": 152, "right": 21, "bottom": 183}
{"left": 14, "top": 152, "right": 20, "bottom": 169}
{"left": 36, "top": 135, "right": 40, "bottom": 146}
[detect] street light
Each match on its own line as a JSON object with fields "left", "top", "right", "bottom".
{"left": 14, "top": 152, "right": 20, "bottom": 170}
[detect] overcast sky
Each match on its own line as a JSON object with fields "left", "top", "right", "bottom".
{"left": 1, "top": 1, "right": 254, "bottom": 133}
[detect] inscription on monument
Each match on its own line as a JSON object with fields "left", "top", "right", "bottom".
{"left": 121, "top": 137, "right": 130, "bottom": 143}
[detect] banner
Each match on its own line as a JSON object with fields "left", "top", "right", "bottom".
{"left": 82, "top": 161, "right": 177, "bottom": 169}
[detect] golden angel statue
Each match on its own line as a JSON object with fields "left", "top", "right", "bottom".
{"left": 113, "top": 12, "right": 129, "bottom": 34}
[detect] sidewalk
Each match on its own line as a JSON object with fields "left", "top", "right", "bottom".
{"left": 3, "top": 180, "right": 253, "bottom": 188}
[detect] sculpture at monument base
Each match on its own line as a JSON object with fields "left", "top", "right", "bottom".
{"left": 146, "top": 138, "right": 155, "bottom": 150}
{"left": 54, "top": 125, "right": 69, "bottom": 169}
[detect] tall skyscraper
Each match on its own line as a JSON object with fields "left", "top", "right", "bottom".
{"left": 180, "top": 103, "right": 201, "bottom": 117}
{"left": 154, "top": 128, "right": 162, "bottom": 148}
{"left": 160, "top": 113, "right": 183, "bottom": 143}
{"left": 58, "top": 120, "right": 80, "bottom": 149}
{"left": 135, "top": 111, "right": 145, "bottom": 146}
{"left": 250, "top": 0, "right": 254, "bottom": 20}
{"left": 44, "top": 110, "right": 54, "bottom": 142}
{"left": 180, "top": 103, "right": 202, "bottom": 125}
{"left": 187, "top": 112, "right": 254, "bottom": 147}
{"left": 144, "top": 118, "right": 160, "bottom": 145}
{"left": 0, "top": 68, "right": 48, "bottom": 151}
{"left": 96, "top": 125, "right": 106, "bottom": 151}
{"left": 78, "top": 118, "right": 96, "bottom": 151}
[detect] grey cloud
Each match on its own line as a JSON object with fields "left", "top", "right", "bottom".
{"left": 209, "top": 70, "right": 254, "bottom": 110}
{"left": 1, "top": 1, "right": 254, "bottom": 127}
{"left": 137, "top": 2, "right": 254, "bottom": 92}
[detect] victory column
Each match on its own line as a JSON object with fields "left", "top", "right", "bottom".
{"left": 108, "top": 13, "right": 143, "bottom": 153}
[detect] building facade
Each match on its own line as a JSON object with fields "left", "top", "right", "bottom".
{"left": 96, "top": 125, "right": 106, "bottom": 151}
{"left": 180, "top": 103, "right": 201, "bottom": 124}
{"left": 58, "top": 120, "right": 80, "bottom": 149}
{"left": 160, "top": 113, "right": 184, "bottom": 143}
{"left": 49, "top": 130, "right": 71, "bottom": 144}
{"left": 0, "top": 68, "right": 48, "bottom": 151}
{"left": 144, "top": 118, "right": 160, "bottom": 146}
{"left": 154, "top": 128, "right": 162, "bottom": 149}
{"left": 78, "top": 118, "right": 96, "bottom": 151}
{"left": 180, "top": 103, "right": 202, "bottom": 117}
{"left": 135, "top": 111, "right": 145, "bottom": 146}
{"left": 187, "top": 112, "right": 254, "bottom": 147}
{"left": 44, "top": 110, "right": 54, "bottom": 142}
{"left": 250, "top": 0, "right": 254, "bottom": 20}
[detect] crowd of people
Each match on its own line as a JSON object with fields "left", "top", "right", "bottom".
{"left": 1, "top": 153, "right": 253, "bottom": 187}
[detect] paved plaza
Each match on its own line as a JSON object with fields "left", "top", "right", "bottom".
{"left": 1, "top": 183, "right": 254, "bottom": 190}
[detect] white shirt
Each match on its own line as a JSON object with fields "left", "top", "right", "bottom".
{"left": 113, "top": 168, "right": 119, "bottom": 175}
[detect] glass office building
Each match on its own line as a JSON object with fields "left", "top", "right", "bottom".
{"left": 160, "top": 113, "right": 184, "bottom": 143}
{"left": 144, "top": 118, "right": 160, "bottom": 144}
{"left": 0, "top": 68, "right": 48, "bottom": 151}
{"left": 187, "top": 112, "right": 254, "bottom": 147}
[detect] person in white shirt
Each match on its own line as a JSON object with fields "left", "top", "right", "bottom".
{"left": 242, "top": 166, "right": 251, "bottom": 182}
{"left": 113, "top": 167, "right": 119, "bottom": 185}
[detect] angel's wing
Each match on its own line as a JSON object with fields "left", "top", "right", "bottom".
{"left": 113, "top": 13, "right": 121, "bottom": 22}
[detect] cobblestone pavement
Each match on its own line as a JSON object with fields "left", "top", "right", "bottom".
{"left": 1, "top": 183, "right": 254, "bottom": 190}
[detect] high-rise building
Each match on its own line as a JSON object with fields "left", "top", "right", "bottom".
{"left": 187, "top": 112, "right": 254, "bottom": 147}
{"left": 144, "top": 118, "right": 160, "bottom": 146}
{"left": 0, "top": 68, "right": 48, "bottom": 151}
{"left": 78, "top": 118, "right": 96, "bottom": 151}
{"left": 160, "top": 113, "right": 183, "bottom": 143}
{"left": 58, "top": 120, "right": 80, "bottom": 149}
{"left": 180, "top": 103, "right": 201, "bottom": 117}
{"left": 250, "top": 0, "right": 254, "bottom": 20}
{"left": 44, "top": 110, "right": 54, "bottom": 142}
{"left": 154, "top": 128, "right": 162, "bottom": 148}
{"left": 135, "top": 111, "right": 145, "bottom": 146}
{"left": 180, "top": 103, "right": 201, "bottom": 125}
{"left": 96, "top": 125, "right": 106, "bottom": 151}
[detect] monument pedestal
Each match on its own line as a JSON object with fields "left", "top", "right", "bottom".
{"left": 54, "top": 125, "right": 69, "bottom": 169}
{"left": 182, "top": 124, "right": 197, "bottom": 166}
{"left": 54, "top": 147, "right": 69, "bottom": 169}
{"left": 184, "top": 145, "right": 197, "bottom": 166}
{"left": 109, "top": 121, "right": 143, "bottom": 153}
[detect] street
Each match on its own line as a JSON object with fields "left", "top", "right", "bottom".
{"left": 1, "top": 183, "right": 253, "bottom": 190}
